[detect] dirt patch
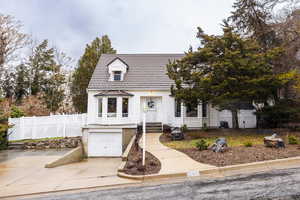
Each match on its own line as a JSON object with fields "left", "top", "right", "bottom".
{"left": 176, "top": 145, "right": 300, "bottom": 167}
{"left": 123, "top": 138, "right": 161, "bottom": 175}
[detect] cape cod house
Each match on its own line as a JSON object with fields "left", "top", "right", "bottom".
{"left": 82, "top": 54, "right": 256, "bottom": 157}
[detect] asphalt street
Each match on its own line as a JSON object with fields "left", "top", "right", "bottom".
{"left": 32, "top": 167, "right": 300, "bottom": 200}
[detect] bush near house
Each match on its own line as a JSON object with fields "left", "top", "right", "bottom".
{"left": 243, "top": 141, "right": 253, "bottom": 147}
{"left": 288, "top": 135, "right": 299, "bottom": 145}
{"left": 255, "top": 100, "right": 300, "bottom": 128}
{"left": 195, "top": 139, "right": 209, "bottom": 151}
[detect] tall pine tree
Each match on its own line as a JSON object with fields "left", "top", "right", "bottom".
{"left": 28, "top": 40, "right": 57, "bottom": 95}
{"left": 71, "top": 35, "right": 116, "bottom": 113}
{"left": 14, "top": 63, "right": 30, "bottom": 104}
{"left": 27, "top": 40, "right": 66, "bottom": 113}
{"left": 167, "top": 25, "right": 296, "bottom": 128}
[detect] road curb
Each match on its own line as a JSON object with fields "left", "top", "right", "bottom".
{"left": 118, "top": 171, "right": 187, "bottom": 180}
{"left": 117, "top": 156, "right": 300, "bottom": 180}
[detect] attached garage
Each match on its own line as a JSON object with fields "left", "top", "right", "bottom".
{"left": 88, "top": 132, "right": 122, "bottom": 157}
{"left": 81, "top": 124, "right": 137, "bottom": 157}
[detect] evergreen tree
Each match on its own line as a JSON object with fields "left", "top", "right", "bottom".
{"left": 167, "top": 25, "right": 296, "bottom": 128}
{"left": 228, "top": 0, "right": 300, "bottom": 98}
{"left": 14, "top": 63, "right": 30, "bottom": 104}
{"left": 41, "top": 69, "right": 65, "bottom": 113}
{"left": 71, "top": 35, "right": 116, "bottom": 113}
{"left": 28, "top": 40, "right": 56, "bottom": 95}
{"left": 27, "top": 40, "right": 66, "bottom": 113}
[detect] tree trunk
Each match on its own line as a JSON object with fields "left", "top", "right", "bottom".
{"left": 231, "top": 109, "right": 239, "bottom": 129}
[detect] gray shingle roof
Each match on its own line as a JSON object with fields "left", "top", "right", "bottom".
{"left": 88, "top": 54, "right": 184, "bottom": 90}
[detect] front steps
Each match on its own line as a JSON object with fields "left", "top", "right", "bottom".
{"left": 146, "top": 122, "right": 162, "bottom": 133}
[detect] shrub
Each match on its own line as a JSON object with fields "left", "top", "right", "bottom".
{"left": 10, "top": 106, "right": 25, "bottom": 118}
{"left": 0, "top": 124, "right": 9, "bottom": 150}
{"left": 255, "top": 99, "right": 300, "bottom": 128}
{"left": 195, "top": 139, "right": 209, "bottom": 151}
{"left": 163, "top": 124, "right": 171, "bottom": 134}
{"left": 288, "top": 135, "right": 299, "bottom": 145}
{"left": 181, "top": 124, "right": 188, "bottom": 132}
{"left": 202, "top": 123, "right": 209, "bottom": 131}
{"left": 243, "top": 141, "right": 253, "bottom": 147}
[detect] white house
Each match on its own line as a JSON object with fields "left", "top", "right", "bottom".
{"left": 82, "top": 54, "right": 256, "bottom": 157}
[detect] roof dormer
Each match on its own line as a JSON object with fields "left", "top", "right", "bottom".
{"left": 107, "top": 57, "right": 128, "bottom": 81}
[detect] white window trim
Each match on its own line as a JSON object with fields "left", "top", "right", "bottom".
{"left": 113, "top": 71, "right": 122, "bottom": 81}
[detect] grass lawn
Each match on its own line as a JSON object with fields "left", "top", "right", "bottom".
{"left": 163, "top": 135, "right": 266, "bottom": 149}
{"left": 9, "top": 137, "right": 64, "bottom": 143}
{"left": 161, "top": 129, "right": 283, "bottom": 149}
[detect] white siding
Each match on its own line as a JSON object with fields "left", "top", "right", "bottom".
{"left": 219, "top": 110, "right": 256, "bottom": 128}
{"left": 87, "top": 89, "right": 256, "bottom": 128}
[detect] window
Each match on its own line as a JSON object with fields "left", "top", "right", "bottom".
{"left": 113, "top": 71, "right": 122, "bottom": 81}
{"left": 175, "top": 99, "right": 181, "bottom": 117}
{"left": 107, "top": 98, "right": 117, "bottom": 117}
{"left": 186, "top": 103, "right": 198, "bottom": 117}
{"left": 98, "top": 98, "right": 103, "bottom": 117}
{"left": 202, "top": 102, "right": 207, "bottom": 118}
{"left": 122, "top": 98, "right": 129, "bottom": 117}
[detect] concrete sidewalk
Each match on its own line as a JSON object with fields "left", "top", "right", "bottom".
{"left": 141, "top": 133, "right": 216, "bottom": 175}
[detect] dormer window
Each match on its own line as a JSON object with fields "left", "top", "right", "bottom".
{"left": 114, "top": 71, "right": 122, "bottom": 81}
{"left": 107, "top": 57, "right": 128, "bottom": 81}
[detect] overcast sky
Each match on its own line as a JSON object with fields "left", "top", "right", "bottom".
{"left": 1, "top": 0, "right": 236, "bottom": 61}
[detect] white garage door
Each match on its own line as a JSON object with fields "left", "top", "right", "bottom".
{"left": 88, "top": 132, "right": 122, "bottom": 157}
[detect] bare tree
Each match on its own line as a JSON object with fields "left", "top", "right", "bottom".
{"left": 0, "top": 14, "right": 30, "bottom": 76}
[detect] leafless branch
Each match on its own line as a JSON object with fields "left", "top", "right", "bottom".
{"left": 0, "top": 14, "right": 30, "bottom": 76}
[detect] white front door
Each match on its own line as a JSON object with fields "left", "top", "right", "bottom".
{"left": 145, "top": 97, "right": 159, "bottom": 122}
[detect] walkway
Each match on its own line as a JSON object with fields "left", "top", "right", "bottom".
{"left": 141, "top": 133, "right": 216, "bottom": 175}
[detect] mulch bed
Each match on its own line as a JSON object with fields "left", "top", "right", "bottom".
{"left": 123, "top": 139, "right": 161, "bottom": 175}
{"left": 176, "top": 145, "right": 300, "bottom": 167}
{"left": 160, "top": 129, "right": 300, "bottom": 167}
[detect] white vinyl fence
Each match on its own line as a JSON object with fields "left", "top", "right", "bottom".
{"left": 8, "top": 114, "right": 87, "bottom": 141}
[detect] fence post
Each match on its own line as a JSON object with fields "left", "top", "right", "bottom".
{"left": 32, "top": 116, "right": 36, "bottom": 139}
{"left": 8, "top": 117, "right": 12, "bottom": 141}
{"left": 20, "top": 116, "right": 24, "bottom": 140}
{"left": 82, "top": 114, "right": 86, "bottom": 126}
{"left": 63, "top": 114, "right": 66, "bottom": 138}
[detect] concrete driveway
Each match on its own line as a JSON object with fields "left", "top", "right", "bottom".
{"left": 0, "top": 149, "right": 139, "bottom": 199}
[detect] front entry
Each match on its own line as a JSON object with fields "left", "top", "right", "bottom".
{"left": 141, "top": 97, "right": 161, "bottom": 122}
